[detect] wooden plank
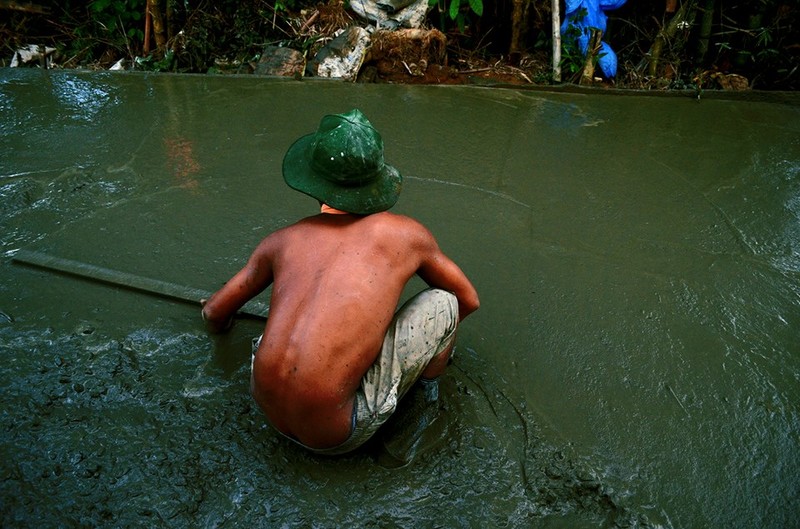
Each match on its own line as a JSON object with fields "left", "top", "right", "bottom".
{"left": 12, "top": 249, "right": 268, "bottom": 320}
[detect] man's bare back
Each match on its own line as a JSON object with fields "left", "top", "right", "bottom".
{"left": 202, "top": 209, "right": 479, "bottom": 449}
{"left": 203, "top": 109, "right": 478, "bottom": 454}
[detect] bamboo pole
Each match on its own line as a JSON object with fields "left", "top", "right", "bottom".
{"left": 643, "top": 0, "right": 697, "bottom": 78}
{"left": 695, "top": 0, "right": 714, "bottom": 66}
{"left": 551, "top": 0, "right": 561, "bottom": 82}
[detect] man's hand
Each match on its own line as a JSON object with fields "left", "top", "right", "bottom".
{"left": 201, "top": 298, "right": 234, "bottom": 333}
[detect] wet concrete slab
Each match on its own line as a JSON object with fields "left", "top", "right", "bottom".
{"left": 1, "top": 68, "right": 799, "bottom": 528}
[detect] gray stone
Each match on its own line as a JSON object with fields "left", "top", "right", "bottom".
{"left": 255, "top": 46, "right": 305, "bottom": 77}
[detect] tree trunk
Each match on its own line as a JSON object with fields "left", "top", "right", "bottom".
{"left": 166, "top": 0, "right": 175, "bottom": 41}
{"left": 149, "top": 0, "right": 168, "bottom": 51}
{"left": 144, "top": 0, "right": 152, "bottom": 54}
{"left": 508, "top": 0, "right": 529, "bottom": 66}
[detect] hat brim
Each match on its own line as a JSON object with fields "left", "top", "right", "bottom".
{"left": 282, "top": 133, "right": 402, "bottom": 215}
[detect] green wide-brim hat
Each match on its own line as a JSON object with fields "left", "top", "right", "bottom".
{"left": 282, "top": 109, "right": 402, "bottom": 215}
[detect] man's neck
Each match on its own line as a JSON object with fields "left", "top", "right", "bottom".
{"left": 320, "top": 204, "right": 349, "bottom": 215}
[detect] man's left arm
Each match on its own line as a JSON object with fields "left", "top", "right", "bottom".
{"left": 417, "top": 243, "right": 480, "bottom": 321}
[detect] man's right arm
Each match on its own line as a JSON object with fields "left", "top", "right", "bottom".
{"left": 202, "top": 237, "right": 276, "bottom": 333}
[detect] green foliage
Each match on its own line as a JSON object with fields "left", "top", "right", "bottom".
{"left": 559, "top": 8, "right": 587, "bottom": 77}
{"left": 274, "top": 0, "right": 295, "bottom": 13}
{"left": 89, "top": 0, "right": 145, "bottom": 43}
{"left": 429, "top": 0, "right": 483, "bottom": 34}
{"left": 58, "top": 0, "right": 146, "bottom": 65}
{"left": 449, "top": 0, "right": 482, "bottom": 19}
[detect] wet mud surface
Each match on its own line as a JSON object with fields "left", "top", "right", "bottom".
{"left": 0, "top": 325, "right": 655, "bottom": 528}
{"left": 1, "top": 68, "right": 799, "bottom": 528}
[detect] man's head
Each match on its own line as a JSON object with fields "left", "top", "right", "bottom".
{"left": 282, "top": 109, "right": 402, "bottom": 215}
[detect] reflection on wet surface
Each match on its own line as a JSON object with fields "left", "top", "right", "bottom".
{"left": 1, "top": 68, "right": 798, "bottom": 528}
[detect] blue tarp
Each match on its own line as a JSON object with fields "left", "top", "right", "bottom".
{"left": 561, "top": 0, "right": 627, "bottom": 78}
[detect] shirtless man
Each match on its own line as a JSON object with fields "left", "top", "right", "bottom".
{"left": 202, "top": 109, "right": 479, "bottom": 455}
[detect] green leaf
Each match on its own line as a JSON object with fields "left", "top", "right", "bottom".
{"left": 90, "top": 0, "right": 111, "bottom": 12}
{"left": 449, "top": 0, "right": 460, "bottom": 20}
{"left": 468, "top": 0, "right": 482, "bottom": 16}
